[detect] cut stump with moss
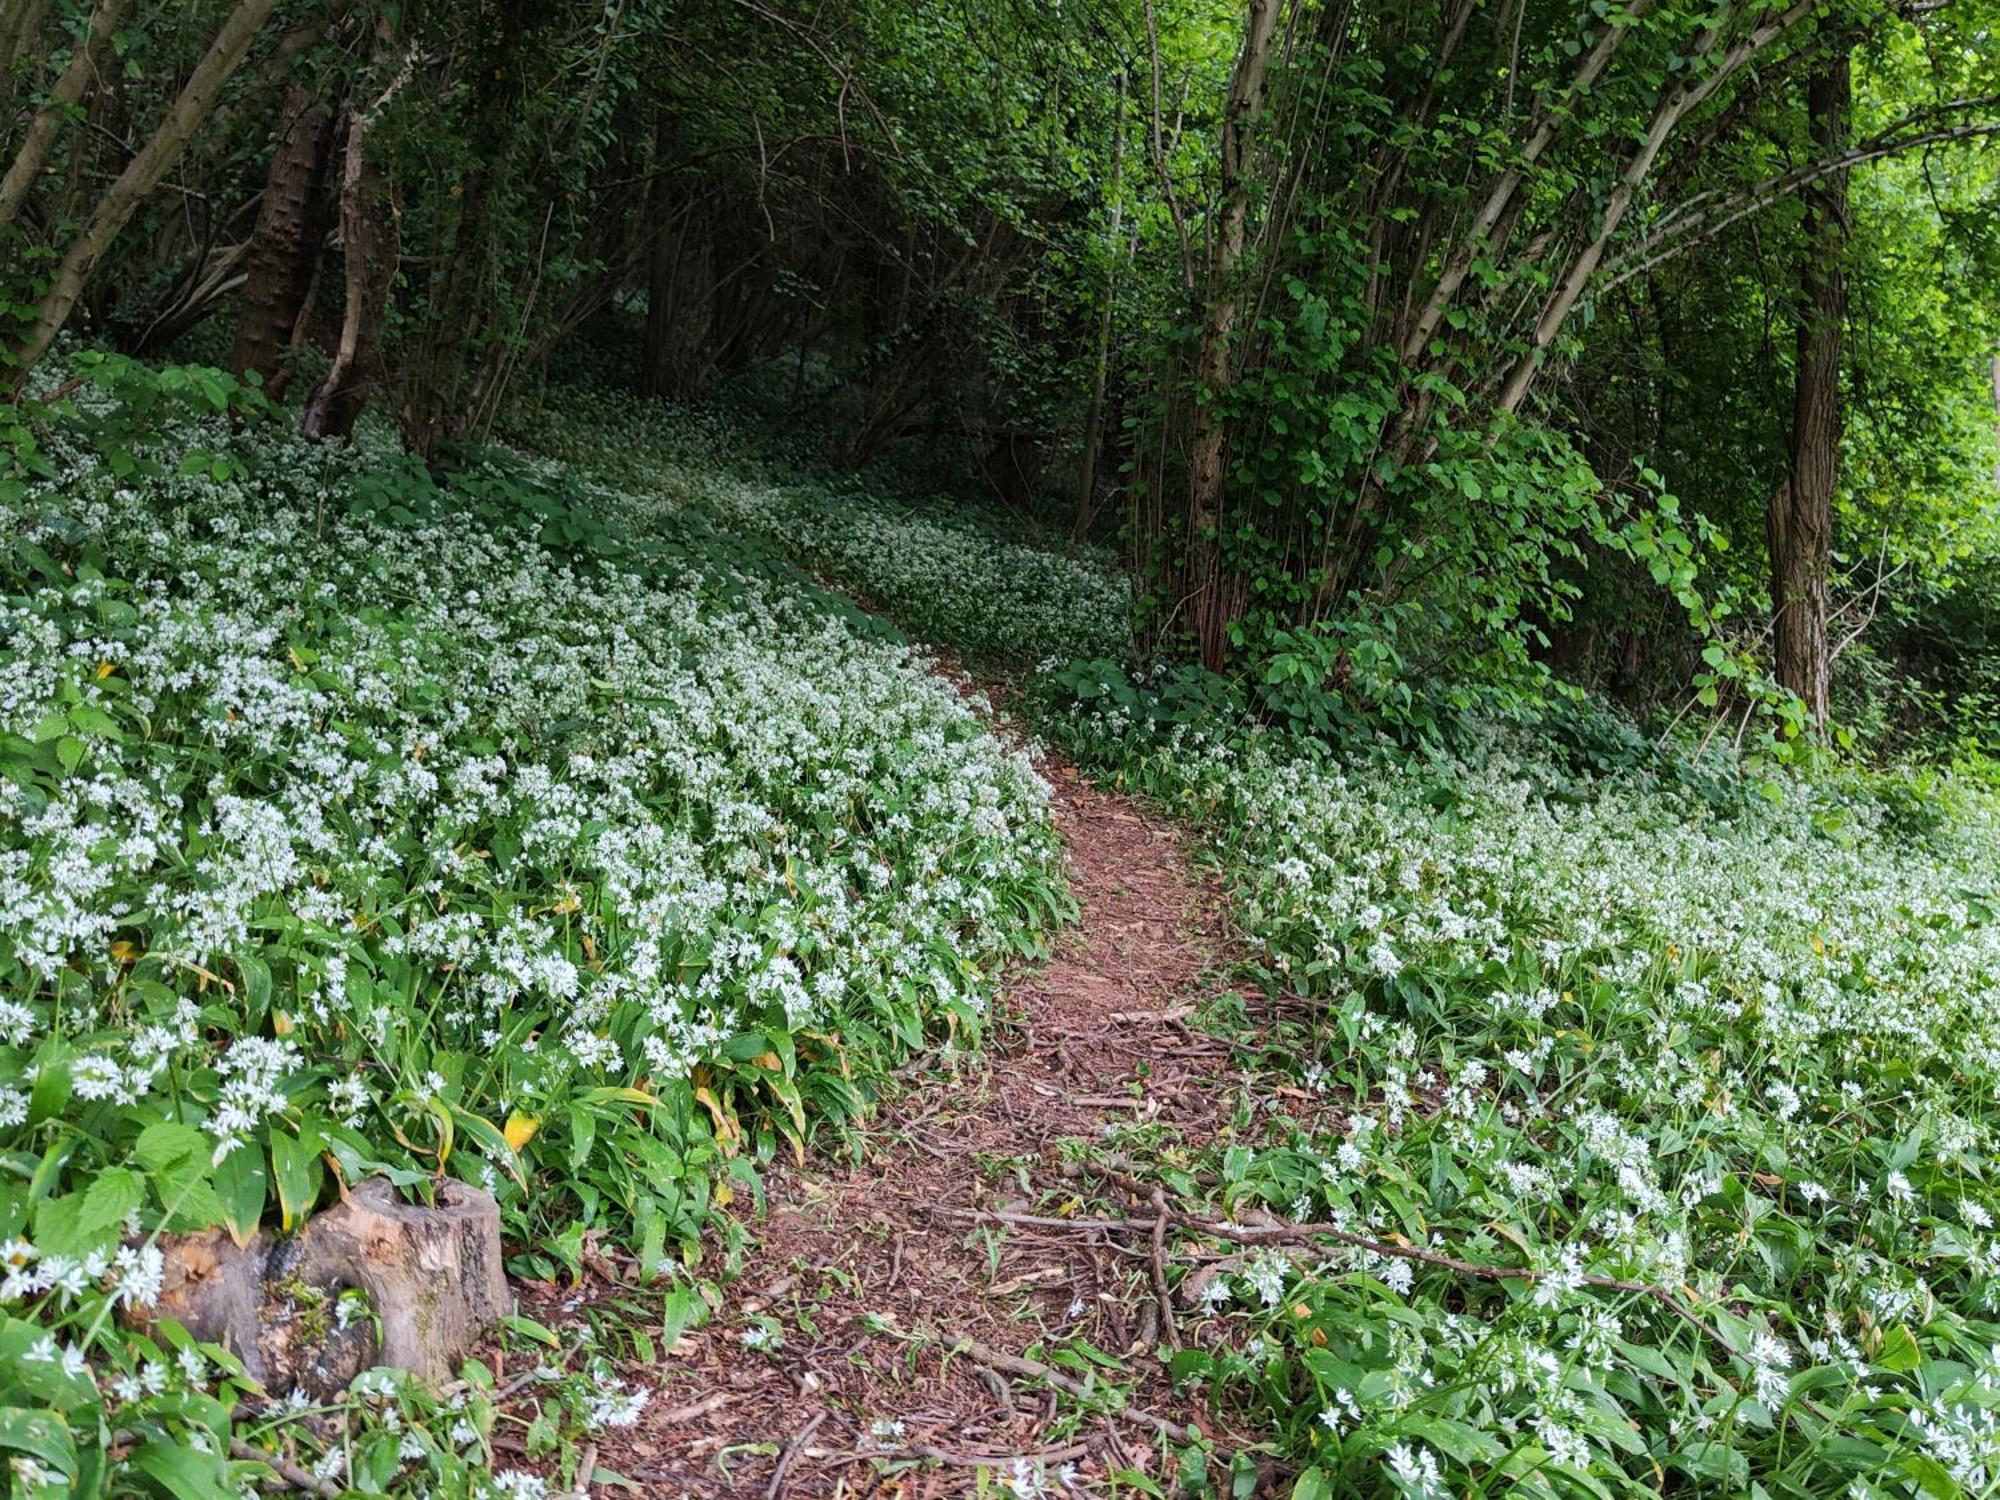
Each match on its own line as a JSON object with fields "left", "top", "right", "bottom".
{"left": 130, "top": 1177, "right": 506, "bottom": 1395}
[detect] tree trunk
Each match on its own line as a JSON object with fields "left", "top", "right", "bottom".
{"left": 0, "top": 0, "right": 123, "bottom": 239}
{"left": 0, "top": 0, "right": 273, "bottom": 386}
{"left": 399, "top": 0, "right": 534, "bottom": 452}
{"left": 1403, "top": 1, "right": 1648, "bottom": 365}
{"left": 302, "top": 85, "right": 398, "bottom": 440}
{"left": 1182, "top": 0, "right": 1280, "bottom": 669}
{"left": 0, "top": 0, "right": 51, "bottom": 117}
{"left": 1494, "top": 0, "right": 1818, "bottom": 415}
{"left": 132, "top": 1177, "right": 506, "bottom": 1396}
{"left": 640, "top": 205, "right": 713, "bottom": 399}
{"left": 231, "top": 84, "right": 337, "bottom": 393}
{"left": 1074, "top": 80, "right": 1128, "bottom": 541}
{"left": 1989, "top": 352, "right": 1999, "bottom": 492}
{"left": 1768, "top": 44, "right": 1850, "bottom": 727}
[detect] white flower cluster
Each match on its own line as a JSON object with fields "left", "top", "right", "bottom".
{"left": 509, "top": 379, "right": 1130, "bottom": 665}
{"left": 0, "top": 412, "right": 1062, "bottom": 1182}
{"left": 1058, "top": 701, "right": 2000, "bottom": 1487}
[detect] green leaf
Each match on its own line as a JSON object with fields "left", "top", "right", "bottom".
{"left": 1875, "top": 1324, "right": 1922, "bottom": 1374}
{"left": 238, "top": 954, "right": 271, "bottom": 1014}
{"left": 213, "top": 1141, "right": 268, "bottom": 1246}
{"left": 0, "top": 1320, "right": 97, "bottom": 1409}
{"left": 0, "top": 1406, "right": 77, "bottom": 1479}
{"left": 135, "top": 1122, "right": 206, "bottom": 1172}
{"left": 269, "top": 1129, "right": 323, "bottom": 1233}
{"left": 79, "top": 1167, "right": 147, "bottom": 1234}
{"left": 126, "top": 1440, "right": 232, "bottom": 1500}
{"left": 445, "top": 1103, "right": 525, "bottom": 1188}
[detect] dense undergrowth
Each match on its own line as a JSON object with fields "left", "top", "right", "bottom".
{"left": 0, "top": 390, "right": 1069, "bottom": 1495}
{"left": 503, "top": 377, "right": 1130, "bottom": 669}
{"left": 7, "top": 365, "right": 2000, "bottom": 1498}
{"left": 519, "top": 381, "right": 2000, "bottom": 1495}
{"left": 1039, "top": 669, "right": 2000, "bottom": 1498}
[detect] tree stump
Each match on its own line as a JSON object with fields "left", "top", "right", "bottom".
{"left": 129, "top": 1177, "right": 506, "bottom": 1396}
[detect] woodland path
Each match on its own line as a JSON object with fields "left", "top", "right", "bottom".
{"left": 557, "top": 740, "right": 1253, "bottom": 1495}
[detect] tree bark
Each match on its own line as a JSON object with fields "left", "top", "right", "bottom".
{"left": 0, "top": 0, "right": 123, "bottom": 239}
{"left": 1402, "top": 0, "right": 1650, "bottom": 365}
{"left": 1182, "top": 0, "right": 1280, "bottom": 669}
{"left": 302, "top": 78, "right": 399, "bottom": 440}
{"left": 232, "top": 84, "right": 337, "bottom": 393}
{"left": 132, "top": 1177, "right": 506, "bottom": 1396}
{"left": 1768, "top": 44, "right": 1850, "bottom": 727}
{"left": 1494, "top": 0, "right": 1817, "bottom": 415}
{"left": 639, "top": 122, "right": 714, "bottom": 401}
{"left": 0, "top": 0, "right": 51, "bottom": 118}
{"left": 1989, "top": 352, "right": 1999, "bottom": 493}
{"left": 1, "top": 0, "right": 273, "bottom": 386}
{"left": 1074, "top": 79, "right": 1128, "bottom": 542}
{"left": 399, "top": 0, "right": 535, "bottom": 452}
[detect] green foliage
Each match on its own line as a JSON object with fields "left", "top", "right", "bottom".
{"left": 507, "top": 377, "right": 1131, "bottom": 667}
{"left": 0, "top": 387, "right": 1070, "bottom": 1492}
{"left": 1049, "top": 684, "right": 2000, "bottom": 1498}
{"left": 1, "top": 352, "right": 269, "bottom": 503}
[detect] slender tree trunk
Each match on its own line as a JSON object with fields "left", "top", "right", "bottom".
{"left": 1768, "top": 44, "right": 1850, "bottom": 727}
{"left": 1, "top": 0, "right": 273, "bottom": 386}
{"left": 1989, "top": 352, "right": 1999, "bottom": 492}
{"left": 400, "top": 0, "right": 533, "bottom": 452}
{"left": 1182, "top": 0, "right": 1280, "bottom": 669}
{"left": 1074, "top": 80, "right": 1128, "bottom": 542}
{"left": 1494, "top": 0, "right": 1817, "bottom": 414}
{"left": 302, "top": 82, "right": 398, "bottom": 440}
{"left": 231, "top": 84, "right": 337, "bottom": 392}
{"left": 1403, "top": 1, "right": 1649, "bottom": 364}
{"left": 0, "top": 0, "right": 123, "bottom": 238}
{"left": 0, "top": 0, "right": 51, "bottom": 117}
{"left": 640, "top": 119, "right": 714, "bottom": 401}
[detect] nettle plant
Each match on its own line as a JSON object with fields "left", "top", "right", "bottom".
{"left": 1050, "top": 692, "right": 2000, "bottom": 1497}
{"left": 0, "top": 407, "right": 1068, "bottom": 1493}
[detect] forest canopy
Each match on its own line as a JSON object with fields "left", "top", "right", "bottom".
{"left": 2, "top": 0, "right": 1997, "bottom": 759}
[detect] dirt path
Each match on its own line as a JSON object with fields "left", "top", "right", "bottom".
{"left": 577, "top": 754, "right": 1246, "bottom": 1495}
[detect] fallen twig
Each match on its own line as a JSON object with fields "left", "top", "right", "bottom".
{"left": 942, "top": 1334, "right": 1200, "bottom": 1444}
{"left": 1106, "top": 1004, "right": 1195, "bottom": 1024}
{"left": 905, "top": 1441, "right": 1091, "bottom": 1468}
{"left": 654, "top": 1390, "right": 732, "bottom": 1424}
{"left": 1148, "top": 1188, "right": 1181, "bottom": 1351}
{"left": 766, "top": 1409, "right": 826, "bottom": 1498}
{"left": 228, "top": 1439, "right": 340, "bottom": 1498}
{"left": 1086, "top": 1165, "right": 1744, "bottom": 1362}
{"left": 926, "top": 1205, "right": 1133, "bottom": 1232}
{"left": 569, "top": 1440, "right": 597, "bottom": 1500}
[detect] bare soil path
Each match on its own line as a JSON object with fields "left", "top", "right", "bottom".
{"left": 568, "top": 752, "right": 1249, "bottom": 1495}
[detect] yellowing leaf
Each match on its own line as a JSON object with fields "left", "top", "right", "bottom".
{"left": 504, "top": 1112, "right": 540, "bottom": 1152}
{"left": 690, "top": 1066, "right": 740, "bottom": 1156}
